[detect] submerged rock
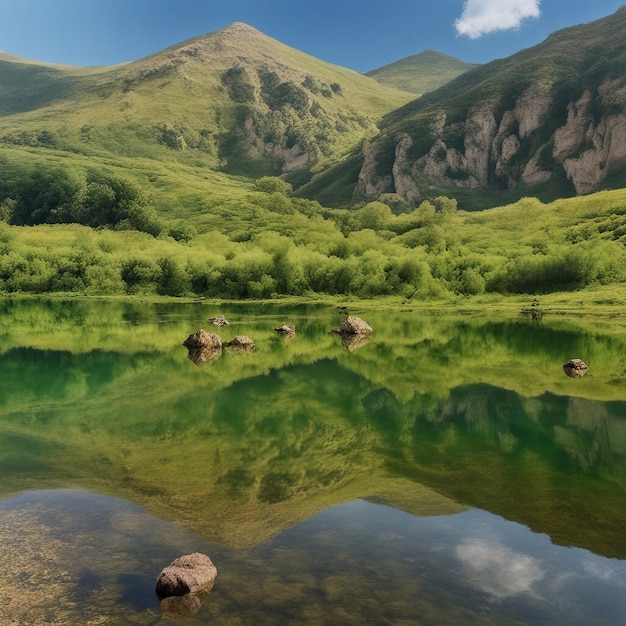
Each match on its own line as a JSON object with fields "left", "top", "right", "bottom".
{"left": 183, "top": 330, "right": 223, "bottom": 351}
{"left": 563, "top": 358, "right": 588, "bottom": 378}
{"left": 156, "top": 552, "right": 217, "bottom": 599}
{"left": 225, "top": 335, "right": 255, "bottom": 351}
{"left": 338, "top": 316, "right": 373, "bottom": 335}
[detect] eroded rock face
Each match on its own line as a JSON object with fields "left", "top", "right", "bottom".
{"left": 355, "top": 79, "right": 626, "bottom": 202}
{"left": 552, "top": 89, "right": 626, "bottom": 194}
{"left": 563, "top": 358, "right": 588, "bottom": 378}
{"left": 155, "top": 553, "right": 217, "bottom": 599}
{"left": 339, "top": 316, "right": 373, "bottom": 335}
{"left": 238, "top": 116, "right": 314, "bottom": 173}
{"left": 356, "top": 143, "right": 393, "bottom": 199}
{"left": 464, "top": 105, "right": 498, "bottom": 186}
{"left": 514, "top": 87, "right": 552, "bottom": 139}
{"left": 392, "top": 133, "right": 421, "bottom": 203}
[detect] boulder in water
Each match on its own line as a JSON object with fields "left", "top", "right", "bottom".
{"left": 156, "top": 553, "right": 217, "bottom": 599}
{"left": 563, "top": 358, "right": 588, "bottom": 378}
{"left": 339, "top": 316, "right": 373, "bottom": 335}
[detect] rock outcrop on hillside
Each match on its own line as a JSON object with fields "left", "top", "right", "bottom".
{"left": 356, "top": 81, "right": 626, "bottom": 202}
{"left": 350, "top": 7, "right": 626, "bottom": 205}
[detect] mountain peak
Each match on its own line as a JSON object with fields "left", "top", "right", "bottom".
{"left": 219, "top": 22, "right": 263, "bottom": 36}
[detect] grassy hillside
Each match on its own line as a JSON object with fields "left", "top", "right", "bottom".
{"left": 0, "top": 23, "right": 412, "bottom": 179}
{"left": 365, "top": 50, "right": 478, "bottom": 95}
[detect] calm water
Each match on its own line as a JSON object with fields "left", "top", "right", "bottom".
{"left": 0, "top": 298, "right": 625, "bottom": 625}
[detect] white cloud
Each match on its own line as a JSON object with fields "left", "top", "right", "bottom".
{"left": 455, "top": 0, "right": 541, "bottom": 39}
{"left": 456, "top": 539, "right": 545, "bottom": 600}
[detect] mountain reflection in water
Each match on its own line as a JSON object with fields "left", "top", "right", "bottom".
{"left": 0, "top": 298, "right": 624, "bottom": 624}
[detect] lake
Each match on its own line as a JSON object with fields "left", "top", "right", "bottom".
{"left": 0, "top": 298, "right": 625, "bottom": 625}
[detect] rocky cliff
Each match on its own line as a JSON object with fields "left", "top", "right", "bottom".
{"left": 356, "top": 80, "right": 626, "bottom": 202}
{"left": 345, "top": 6, "right": 626, "bottom": 206}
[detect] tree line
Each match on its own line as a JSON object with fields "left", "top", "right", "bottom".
{"left": 1, "top": 169, "right": 625, "bottom": 299}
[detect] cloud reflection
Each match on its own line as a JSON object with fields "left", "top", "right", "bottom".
{"left": 456, "top": 538, "right": 544, "bottom": 600}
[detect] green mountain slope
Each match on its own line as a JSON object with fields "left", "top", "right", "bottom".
{"left": 301, "top": 6, "right": 626, "bottom": 209}
{"left": 365, "top": 50, "right": 478, "bottom": 95}
{"left": 0, "top": 53, "right": 112, "bottom": 116}
{"left": 0, "top": 23, "right": 413, "bottom": 178}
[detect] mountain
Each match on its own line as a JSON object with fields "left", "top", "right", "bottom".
{"left": 365, "top": 50, "right": 478, "bottom": 95}
{"left": 300, "top": 6, "right": 626, "bottom": 208}
{"left": 0, "top": 23, "right": 413, "bottom": 179}
{"left": 3, "top": 9, "right": 626, "bottom": 218}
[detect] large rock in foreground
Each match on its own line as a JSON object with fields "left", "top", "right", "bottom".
{"left": 339, "top": 316, "right": 373, "bottom": 335}
{"left": 155, "top": 553, "right": 217, "bottom": 598}
{"left": 183, "top": 330, "right": 223, "bottom": 350}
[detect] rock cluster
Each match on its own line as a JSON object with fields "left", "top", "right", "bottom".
{"left": 184, "top": 313, "right": 373, "bottom": 363}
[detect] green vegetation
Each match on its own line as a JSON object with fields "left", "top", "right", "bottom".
{"left": 1, "top": 166, "right": 160, "bottom": 235}
{"left": 365, "top": 50, "right": 478, "bottom": 95}
{"left": 1, "top": 147, "right": 626, "bottom": 300}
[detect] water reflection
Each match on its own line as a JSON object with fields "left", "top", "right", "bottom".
{"left": 339, "top": 332, "right": 370, "bottom": 351}
{"left": 0, "top": 299, "right": 625, "bottom": 623}
{"left": 1, "top": 490, "right": 624, "bottom": 625}
{"left": 457, "top": 538, "right": 545, "bottom": 599}
{"left": 187, "top": 345, "right": 222, "bottom": 365}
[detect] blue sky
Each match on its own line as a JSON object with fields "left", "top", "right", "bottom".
{"left": 0, "top": 1, "right": 624, "bottom": 71}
